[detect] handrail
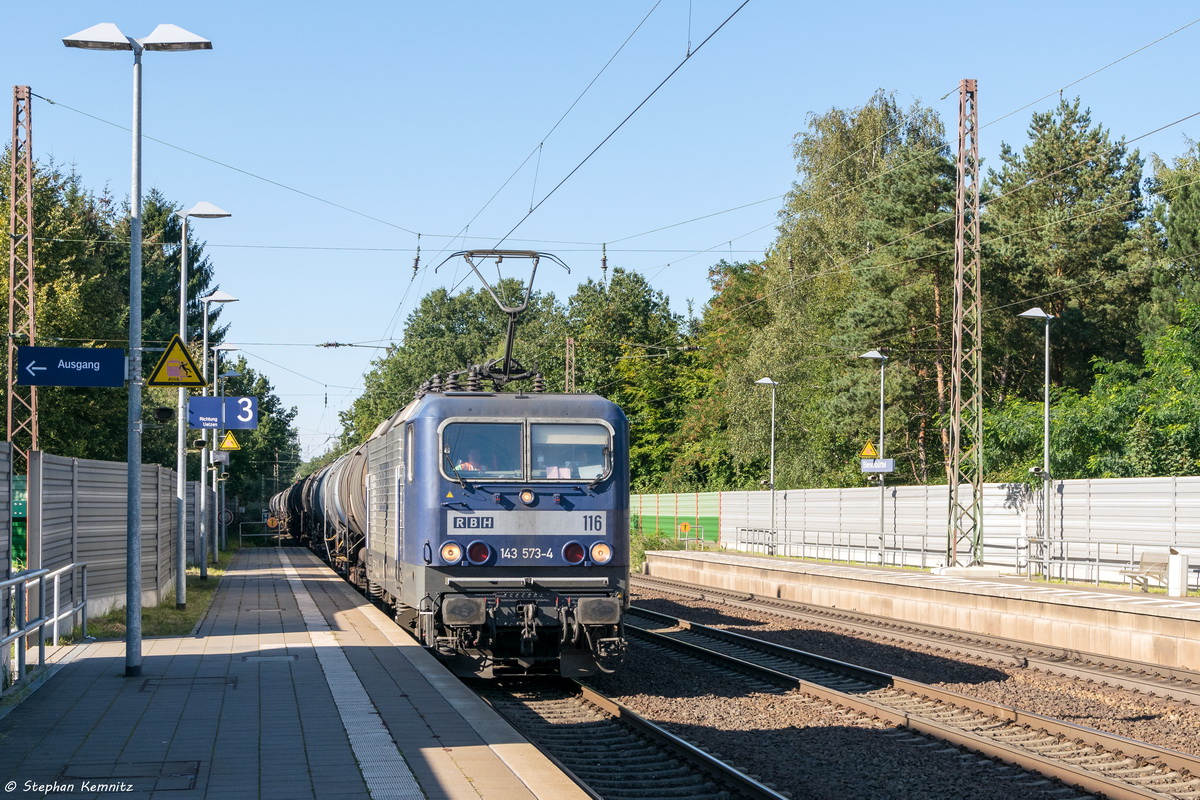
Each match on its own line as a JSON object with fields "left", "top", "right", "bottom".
{"left": 2, "top": 562, "right": 88, "bottom": 692}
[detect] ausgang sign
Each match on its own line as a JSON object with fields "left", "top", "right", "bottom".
{"left": 16, "top": 346, "right": 126, "bottom": 387}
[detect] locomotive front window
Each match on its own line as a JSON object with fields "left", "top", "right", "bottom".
{"left": 443, "top": 422, "right": 522, "bottom": 479}
{"left": 531, "top": 423, "right": 610, "bottom": 480}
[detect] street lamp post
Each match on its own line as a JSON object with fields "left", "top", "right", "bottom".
{"left": 1019, "top": 307, "right": 1055, "bottom": 546}
{"left": 755, "top": 378, "right": 778, "bottom": 555}
{"left": 859, "top": 350, "right": 888, "bottom": 545}
{"left": 175, "top": 203, "right": 230, "bottom": 609}
{"left": 63, "top": 22, "right": 212, "bottom": 678}
{"left": 198, "top": 291, "right": 237, "bottom": 578}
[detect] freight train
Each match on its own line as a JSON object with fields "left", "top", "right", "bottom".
{"left": 269, "top": 251, "right": 628, "bottom": 677}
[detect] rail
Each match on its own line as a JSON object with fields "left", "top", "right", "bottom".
{"left": 2, "top": 563, "right": 88, "bottom": 691}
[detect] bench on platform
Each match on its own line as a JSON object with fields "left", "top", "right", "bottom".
{"left": 1121, "top": 551, "right": 1170, "bottom": 592}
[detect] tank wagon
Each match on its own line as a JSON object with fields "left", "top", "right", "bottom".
{"left": 270, "top": 251, "right": 628, "bottom": 677}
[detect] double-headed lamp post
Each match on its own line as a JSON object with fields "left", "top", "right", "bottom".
{"left": 198, "top": 291, "right": 237, "bottom": 578}
{"left": 176, "top": 203, "right": 230, "bottom": 609}
{"left": 1019, "top": 307, "right": 1055, "bottom": 541}
{"left": 859, "top": 350, "right": 888, "bottom": 540}
{"left": 755, "top": 377, "right": 778, "bottom": 555}
{"left": 63, "top": 21, "right": 212, "bottom": 679}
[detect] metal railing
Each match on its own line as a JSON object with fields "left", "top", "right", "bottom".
{"left": 734, "top": 527, "right": 944, "bottom": 568}
{"left": 2, "top": 563, "right": 88, "bottom": 690}
{"left": 238, "top": 520, "right": 284, "bottom": 548}
{"left": 1022, "top": 536, "right": 1199, "bottom": 589}
{"left": 729, "top": 528, "right": 1199, "bottom": 590}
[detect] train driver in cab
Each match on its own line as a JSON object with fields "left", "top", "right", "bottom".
{"left": 456, "top": 447, "right": 487, "bottom": 472}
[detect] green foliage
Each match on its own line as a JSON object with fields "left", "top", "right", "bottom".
{"left": 1, "top": 155, "right": 293, "bottom": 512}
{"left": 984, "top": 97, "right": 1148, "bottom": 400}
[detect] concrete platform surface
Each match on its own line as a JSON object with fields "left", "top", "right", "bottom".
{"left": 644, "top": 550, "right": 1200, "bottom": 670}
{"left": 0, "top": 548, "right": 588, "bottom": 800}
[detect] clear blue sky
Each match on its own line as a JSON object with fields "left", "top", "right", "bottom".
{"left": 6, "top": 2, "right": 1199, "bottom": 461}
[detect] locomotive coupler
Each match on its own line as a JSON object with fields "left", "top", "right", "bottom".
{"left": 518, "top": 602, "right": 540, "bottom": 656}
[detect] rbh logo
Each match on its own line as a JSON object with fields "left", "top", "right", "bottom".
{"left": 453, "top": 516, "right": 495, "bottom": 529}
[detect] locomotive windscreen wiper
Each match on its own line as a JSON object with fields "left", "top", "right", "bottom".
{"left": 444, "top": 452, "right": 468, "bottom": 489}
{"left": 588, "top": 446, "right": 611, "bottom": 491}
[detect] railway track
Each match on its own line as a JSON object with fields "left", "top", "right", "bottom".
{"left": 476, "top": 680, "right": 788, "bottom": 800}
{"left": 632, "top": 573, "right": 1200, "bottom": 704}
{"left": 626, "top": 605, "right": 1200, "bottom": 800}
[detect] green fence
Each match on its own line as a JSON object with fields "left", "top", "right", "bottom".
{"left": 632, "top": 492, "right": 722, "bottom": 543}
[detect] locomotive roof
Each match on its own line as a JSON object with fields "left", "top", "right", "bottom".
{"left": 414, "top": 391, "right": 625, "bottom": 421}
{"left": 365, "top": 391, "right": 626, "bottom": 445}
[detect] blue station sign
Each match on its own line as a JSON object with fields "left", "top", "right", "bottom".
{"left": 188, "top": 396, "right": 259, "bottom": 430}
{"left": 16, "top": 346, "right": 126, "bottom": 387}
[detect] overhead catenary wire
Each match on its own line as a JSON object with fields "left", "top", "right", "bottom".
{"left": 30, "top": 13, "right": 1196, "bottom": 279}
{"left": 33, "top": 13, "right": 1200, "bottom": 462}
{"left": 489, "top": 0, "right": 752, "bottom": 249}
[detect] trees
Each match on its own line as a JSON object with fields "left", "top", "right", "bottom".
{"left": 984, "top": 98, "right": 1148, "bottom": 400}
{"left": 1140, "top": 141, "right": 1200, "bottom": 338}
{"left": 209, "top": 357, "right": 301, "bottom": 503}
{"left": 339, "top": 283, "right": 567, "bottom": 447}
{"left": 0, "top": 155, "right": 269, "bottom": 481}
{"left": 565, "top": 268, "right": 685, "bottom": 489}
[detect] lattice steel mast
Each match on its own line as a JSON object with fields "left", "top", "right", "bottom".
{"left": 565, "top": 337, "right": 576, "bottom": 393}
{"left": 7, "top": 85, "right": 38, "bottom": 472}
{"left": 948, "top": 78, "right": 983, "bottom": 566}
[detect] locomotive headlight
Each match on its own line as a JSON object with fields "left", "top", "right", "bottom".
{"left": 589, "top": 542, "right": 613, "bottom": 564}
{"left": 562, "top": 541, "right": 586, "bottom": 564}
{"left": 519, "top": 489, "right": 536, "bottom": 505}
{"left": 440, "top": 541, "right": 463, "bottom": 563}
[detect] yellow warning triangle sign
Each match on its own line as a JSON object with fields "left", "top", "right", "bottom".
{"left": 147, "top": 334, "right": 206, "bottom": 387}
{"left": 218, "top": 431, "right": 241, "bottom": 451}
{"left": 859, "top": 441, "right": 879, "bottom": 458}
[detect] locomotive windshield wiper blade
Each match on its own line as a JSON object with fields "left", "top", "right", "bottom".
{"left": 588, "top": 446, "right": 611, "bottom": 491}
{"left": 444, "top": 452, "right": 468, "bottom": 489}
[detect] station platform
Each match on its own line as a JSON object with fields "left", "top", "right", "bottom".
{"left": 642, "top": 550, "right": 1200, "bottom": 670}
{"left": 0, "top": 548, "right": 587, "bottom": 800}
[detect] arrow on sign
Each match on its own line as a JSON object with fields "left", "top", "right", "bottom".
{"left": 25, "top": 361, "right": 46, "bottom": 378}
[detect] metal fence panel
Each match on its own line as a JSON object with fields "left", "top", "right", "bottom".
{"left": 641, "top": 476, "right": 1200, "bottom": 578}
{"left": 0, "top": 442, "right": 10, "bottom": 578}
{"left": 28, "top": 452, "right": 179, "bottom": 616}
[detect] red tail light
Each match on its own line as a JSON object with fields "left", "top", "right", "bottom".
{"left": 467, "top": 541, "right": 491, "bottom": 565}
{"left": 562, "top": 541, "right": 586, "bottom": 564}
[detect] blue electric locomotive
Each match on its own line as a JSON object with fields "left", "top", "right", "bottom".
{"left": 270, "top": 251, "right": 629, "bottom": 677}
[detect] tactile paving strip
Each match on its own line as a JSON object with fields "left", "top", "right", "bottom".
{"left": 279, "top": 551, "right": 426, "bottom": 800}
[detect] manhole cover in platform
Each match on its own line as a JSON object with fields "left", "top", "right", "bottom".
{"left": 62, "top": 760, "right": 199, "bottom": 791}
{"left": 242, "top": 654, "right": 299, "bottom": 662}
{"left": 139, "top": 676, "right": 236, "bottom": 692}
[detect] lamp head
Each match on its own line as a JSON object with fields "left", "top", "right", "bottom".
{"left": 63, "top": 23, "right": 134, "bottom": 51}
{"left": 1018, "top": 307, "right": 1054, "bottom": 321}
{"left": 180, "top": 201, "right": 231, "bottom": 220}
{"left": 754, "top": 377, "right": 777, "bottom": 386}
{"left": 201, "top": 290, "right": 238, "bottom": 305}
{"left": 138, "top": 24, "right": 212, "bottom": 52}
{"left": 859, "top": 349, "right": 887, "bottom": 361}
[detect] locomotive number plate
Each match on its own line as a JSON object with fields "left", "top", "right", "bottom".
{"left": 498, "top": 547, "right": 556, "bottom": 560}
{"left": 445, "top": 510, "right": 606, "bottom": 535}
